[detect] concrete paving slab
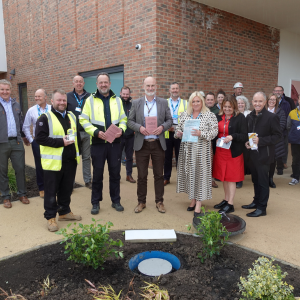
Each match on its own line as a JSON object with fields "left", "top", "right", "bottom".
{"left": 125, "top": 229, "right": 177, "bottom": 243}
{"left": 0, "top": 146, "right": 299, "bottom": 269}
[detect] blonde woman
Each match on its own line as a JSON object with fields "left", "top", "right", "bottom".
{"left": 175, "top": 92, "right": 218, "bottom": 226}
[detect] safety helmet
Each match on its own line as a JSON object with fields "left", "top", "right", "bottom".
{"left": 233, "top": 82, "right": 243, "bottom": 89}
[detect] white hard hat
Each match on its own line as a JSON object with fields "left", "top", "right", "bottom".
{"left": 233, "top": 82, "right": 243, "bottom": 89}
{"left": 199, "top": 91, "right": 205, "bottom": 97}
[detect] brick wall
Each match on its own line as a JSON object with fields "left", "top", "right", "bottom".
{"left": 1, "top": 0, "right": 279, "bottom": 105}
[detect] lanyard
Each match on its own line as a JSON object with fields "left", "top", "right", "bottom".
{"left": 37, "top": 105, "right": 48, "bottom": 117}
{"left": 145, "top": 99, "right": 156, "bottom": 117}
{"left": 170, "top": 98, "right": 180, "bottom": 115}
{"left": 191, "top": 112, "right": 201, "bottom": 119}
{"left": 296, "top": 109, "right": 300, "bottom": 121}
{"left": 74, "top": 93, "right": 83, "bottom": 108}
{"left": 223, "top": 115, "right": 231, "bottom": 136}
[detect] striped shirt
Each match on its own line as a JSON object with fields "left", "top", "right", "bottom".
{"left": 0, "top": 97, "right": 17, "bottom": 137}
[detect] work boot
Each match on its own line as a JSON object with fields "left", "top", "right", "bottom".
{"left": 111, "top": 203, "right": 124, "bottom": 211}
{"left": 47, "top": 218, "right": 59, "bottom": 232}
{"left": 91, "top": 204, "right": 100, "bottom": 215}
{"left": 58, "top": 212, "right": 82, "bottom": 221}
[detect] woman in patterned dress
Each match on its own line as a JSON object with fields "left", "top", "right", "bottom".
{"left": 175, "top": 91, "right": 218, "bottom": 222}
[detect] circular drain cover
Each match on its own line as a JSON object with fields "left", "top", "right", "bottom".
{"left": 138, "top": 258, "right": 172, "bottom": 276}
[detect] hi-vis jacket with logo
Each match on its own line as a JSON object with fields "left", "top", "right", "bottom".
{"left": 79, "top": 90, "right": 127, "bottom": 145}
{"left": 40, "top": 111, "right": 80, "bottom": 171}
{"left": 165, "top": 98, "right": 187, "bottom": 139}
{"left": 287, "top": 107, "right": 300, "bottom": 144}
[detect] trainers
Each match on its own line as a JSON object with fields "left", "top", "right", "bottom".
{"left": 289, "top": 178, "right": 299, "bottom": 185}
{"left": 47, "top": 218, "right": 58, "bottom": 232}
{"left": 156, "top": 202, "right": 166, "bottom": 213}
{"left": 58, "top": 212, "right": 82, "bottom": 221}
{"left": 112, "top": 203, "right": 124, "bottom": 211}
{"left": 91, "top": 204, "right": 100, "bottom": 215}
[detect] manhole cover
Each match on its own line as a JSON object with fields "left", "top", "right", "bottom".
{"left": 138, "top": 258, "right": 172, "bottom": 276}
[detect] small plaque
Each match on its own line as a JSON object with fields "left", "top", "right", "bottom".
{"left": 138, "top": 258, "right": 172, "bottom": 276}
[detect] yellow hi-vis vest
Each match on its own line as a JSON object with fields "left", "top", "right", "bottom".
{"left": 79, "top": 91, "right": 127, "bottom": 141}
{"left": 165, "top": 98, "right": 187, "bottom": 139}
{"left": 40, "top": 111, "right": 80, "bottom": 171}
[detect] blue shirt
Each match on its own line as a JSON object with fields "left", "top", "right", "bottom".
{"left": 0, "top": 97, "right": 17, "bottom": 137}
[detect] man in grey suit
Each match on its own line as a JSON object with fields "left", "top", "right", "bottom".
{"left": 128, "top": 77, "right": 172, "bottom": 213}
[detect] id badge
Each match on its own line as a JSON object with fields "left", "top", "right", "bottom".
{"left": 297, "top": 126, "right": 300, "bottom": 130}
{"left": 75, "top": 107, "right": 81, "bottom": 112}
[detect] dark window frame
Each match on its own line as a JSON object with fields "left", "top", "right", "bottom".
{"left": 18, "top": 82, "right": 28, "bottom": 114}
{"left": 79, "top": 65, "right": 124, "bottom": 78}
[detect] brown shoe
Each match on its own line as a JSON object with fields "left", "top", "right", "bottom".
{"left": 134, "top": 202, "right": 146, "bottom": 213}
{"left": 19, "top": 196, "right": 30, "bottom": 204}
{"left": 156, "top": 202, "right": 166, "bottom": 213}
{"left": 126, "top": 175, "right": 136, "bottom": 183}
{"left": 212, "top": 181, "right": 218, "bottom": 188}
{"left": 3, "top": 199, "right": 12, "bottom": 208}
{"left": 39, "top": 191, "right": 44, "bottom": 198}
{"left": 58, "top": 212, "right": 82, "bottom": 221}
{"left": 164, "top": 180, "right": 170, "bottom": 186}
{"left": 85, "top": 182, "right": 92, "bottom": 189}
{"left": 47, "top": 218, "right": 59, "bottom": 232}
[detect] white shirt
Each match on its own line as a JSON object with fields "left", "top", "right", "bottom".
{"left": 243, "top": 110, "right": 251, "bottom": 117}
{"left": 268, "top": 107, "right": 275, "bottom": 114}
{"left": 168, "top": 98, "right": 180, "bottom": 125}
{"left": 23, "top": 104, "right": 52, "bottom": 143}
{"left": 144, "top": 96, "right": 158, "bottom": 140}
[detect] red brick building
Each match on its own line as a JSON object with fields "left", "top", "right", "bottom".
{"left": 0, "top": 0, "right": 294, "bottom": 112}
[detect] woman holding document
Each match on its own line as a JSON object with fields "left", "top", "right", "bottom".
{"left": 174, "top": 91, "right": 218, "bottom": 224}
{"left": 212, "top": 95, "right": 248, "bottom": 214}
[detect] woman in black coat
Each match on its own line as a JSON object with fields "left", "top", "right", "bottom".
{"left": 212, "top": 95, "right": 248, "bottom": 213}
{"left": 266, "top": 93, "right": 286, "bottom": 188}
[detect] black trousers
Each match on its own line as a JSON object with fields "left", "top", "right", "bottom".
{"left": 249, "top": 152, "right": 270, "bottom": 211}
{"left": 291, "top": 144, "right": 300, "bottom": 180}
{"left": 44, "top": 160, "right": 77, "bottom": 220}
{"left": 91, "top": 143, "right": 121, "bottom": 205}
{"left": 32, "top": 139, "right": 44, "bottom": 191}
{"left": 269, "top": 157, "right": 283, "bottom": 178}
{"left": 120, "top": 136, "right": 134, "bottom": 176}
{"left": 164, "top": 131, "right": 181, "bottom": 180}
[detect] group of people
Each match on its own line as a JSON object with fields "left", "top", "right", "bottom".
{"left": 0, "top": 76, "right": 299, "bottom": 232}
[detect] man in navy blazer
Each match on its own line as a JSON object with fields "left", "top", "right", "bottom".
{"left": 128, "top": 77, "right": 172, "bottom": 214}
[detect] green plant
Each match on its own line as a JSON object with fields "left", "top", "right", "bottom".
{"left": 7, "top": 161, "right": 17, "bottom": 194}
{"left": 0, "top": 287, "right": 27, "bottom": 299}
{"left": 189, "top": 207, "right": 229, "bottom": 263}
{"left": 56, "top": 219, "right": 124, "bottom": 270}
{"left": 238, "top": 256, "right": 294, "bottom": 300}
{"left": 140, "top": 282, "right": 170, "bottom": 300}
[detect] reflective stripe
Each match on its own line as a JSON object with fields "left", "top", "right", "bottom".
{"left": 68, "top": 111, "right": 76, "bottom": 124}
{"left": 112, "top": 120, "right": 119, "bottom": 125}
{"left": 93, "top": 120, "right": 105, "bottom": 126}
{"left": 45, "top": 112, "right": 64, "bottom": 138}
{"left": 89, "top": 95, "right": 96, "bottom": 125}
{"left": 80, "top": 113, "right": 89, "bottom": 120}
{"left": 40, "top": 154, "right": 62, "bottom": 160}
{"left": 115, "top": 97, "right": 121, "bottom": 119}
{"left": 120, "top": 121, "right": 126, "bottom": 125}
{"left": 82, "top": 122, "right": 93, "bottom": 129}
{"left": 119, "top": 113, "right": 126, "bottom": 120}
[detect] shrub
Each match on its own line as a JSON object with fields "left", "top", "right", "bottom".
{"left": 191, "top": 207, "right": 229, "bottom": 263}
{"left": 238, "top": 256, "right": 294, "bottom": 300}
{"left": 57, "top": 219, "right": 123, "bottom": 270}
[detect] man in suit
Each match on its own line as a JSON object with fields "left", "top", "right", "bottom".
{"left": 128, "top": 77, "right": 172, "bottom": 213}
{"left": 243, "top": 92, "right": 282, "bottom": 217}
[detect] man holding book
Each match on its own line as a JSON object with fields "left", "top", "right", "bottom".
{"left": 79, "top": 73, "right": 127, "bottom": 215}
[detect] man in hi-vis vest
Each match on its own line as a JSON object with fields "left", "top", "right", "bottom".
{"left": 79, "top": 72, "right": 127, "bottom": 215}
{"left": 35, "top": 89, "right": 82, "bottom": 232}
{"left": 163, "top": 82, "right": 187, "bottom": 186}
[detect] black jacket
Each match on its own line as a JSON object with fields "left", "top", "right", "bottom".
{"left": 246, "top": 108, "right": 282, "bottom": 164}
{"left": 121, "top": 97, "right": 134, "bottom": 138}
{"left": 213, "top": 113, "right": 248, "bottom": 158}
{"left": 283, "top": 94, "right": 296, "bottom": 110}
{"left": 67, "top": 89, "right": 91, "bottom": 131}
{"left": 274, "top": 108, "right": 286, "bottom": 159}
{"left": 35, "top": 107, "right": 81, "bottom": 163}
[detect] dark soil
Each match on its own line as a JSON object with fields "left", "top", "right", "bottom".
{"left": 0, "top": 165, "right": 82, "bottom": 204}
{"left": 0, "top": 232, "right": 299, "bottom": 300}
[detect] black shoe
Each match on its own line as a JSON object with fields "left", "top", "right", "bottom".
{"left": 187, "top": 205, "right": 196, "bottom": 211}
{"left": 218, "top": 204, "right": 234, "bottom": 214}
{"left": 290, "top": 173, "right": 294, "bottom": 178}
{"left": 112, "top": 203, "right": 124, "bottom": 212}
{"left": 242, "top": 202, "right": 257, "bottom": 209}
{"left": 236, "top": 181, "right": 243, "bottom": 189}
{"left": 246, "top": 209, "right": 266, "bottom": 217}
{"left": 277, "top": 169, "right": 283, "bottom": 175}
{"left": 193, "top": 212, "right": 205, "bottom": 227}
{"left": 269, "top": 178, "right": 276, "bottom": 188}
{"left": 214, "top": 200, "right": 228, "bottom": 209}
{"left": 91, "top": 204, "right": 100, "bottom": 215}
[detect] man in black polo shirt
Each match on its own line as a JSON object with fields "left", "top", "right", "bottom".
{"left": 67, "top": 75, "right": 92, "bottom": 188}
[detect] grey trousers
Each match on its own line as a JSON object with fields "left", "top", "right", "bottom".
{"left": 80, "top": 131, "right": 92, "bottom": 183}
{"left": 0, "top": 139, "right": 26, "bottom": 199}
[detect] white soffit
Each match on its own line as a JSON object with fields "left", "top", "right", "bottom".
{"left": 195, "top": 0, "right": 300, "bottom": 36}
{"left": 0, "top": 0, "right": 7, "bottom": 73}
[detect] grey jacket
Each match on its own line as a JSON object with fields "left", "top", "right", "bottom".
{"left": 128, "top": 96, "right": 172, "bottom": 151}
{"left": 0, "top": 98, "right": 25, "bottom": 143}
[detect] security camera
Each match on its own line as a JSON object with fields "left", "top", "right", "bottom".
{"left": 135, "top": 44, "right": 142, "bottom": 51}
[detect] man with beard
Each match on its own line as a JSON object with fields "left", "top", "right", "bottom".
{"left": 128, "top": 77, "right": 172, "bottom": 214}
{"left": 119, "top": 86, "right": 136, "bottom": 183}
{"left": 79, "top": 73, "right": 127, "bottom": 215}
{"left": 163, "top": 82, "right": 187, "bottom": 186}
{"left": 233, "top": 82, "right": 244, "bottom": 97}
{"left": 35, "top": 89, "right": 82, "bottom": 232}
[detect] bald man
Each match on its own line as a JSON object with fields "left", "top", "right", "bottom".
{"left": 23, "top": 89, "right": 52, "bottom": 198}
{"left": 128, "top": 77, "right": 172, "bottom": 214}
{"left": 67, "top": 75, "right": 92, "bottom": 188}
